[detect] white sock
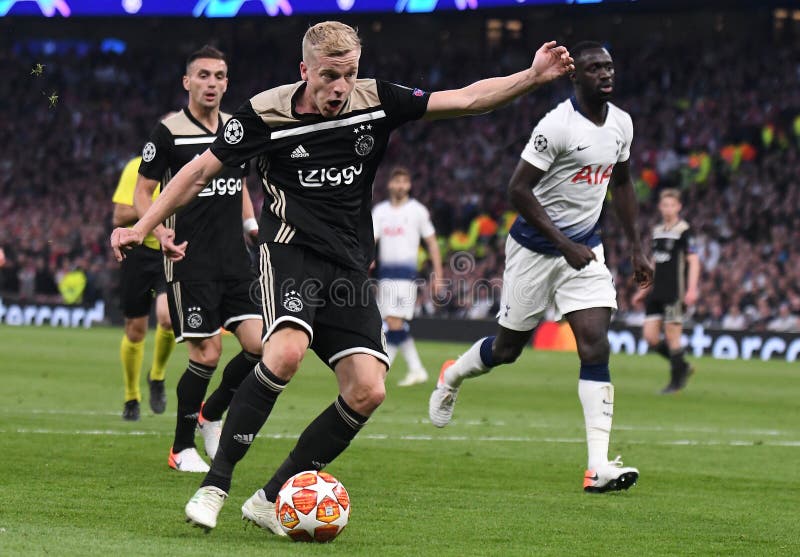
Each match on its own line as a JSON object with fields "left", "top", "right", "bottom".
{"left": 400, "top": 337, "right": 425, "bottom": 373}
{"left": 386, "top": 343, "right": 398, "bottom": 365}
{"left": 443, "top": 337, "right": 491, "bottom": 388}
{"left": 578, "top": 380, "right": 613, "bottom": 471}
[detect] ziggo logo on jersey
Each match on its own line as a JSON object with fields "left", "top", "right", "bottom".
{"left": 198, "top": 178, "right": 243, "bottom": 197}
{"left": 298, "top": 164, "right": 363, "bottom": 188}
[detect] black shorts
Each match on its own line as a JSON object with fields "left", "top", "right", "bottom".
{"left": 645, "top": 297, "right": 685, "bottom": 323}
{"left": 257, "top": 243, "right": 388, "bottom": 370}
{"left": 167, "top": 275, "right": 262, "bottom": 342}
{"left": 119, "top": 245, "right": 167, "bottom": 318}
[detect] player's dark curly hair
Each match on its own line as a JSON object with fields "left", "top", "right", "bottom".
{"left": 186, "top": 45, "right": 227, "bottom": 72}
{"left": 570, "top": 41, "right": 607, "bottom": 61}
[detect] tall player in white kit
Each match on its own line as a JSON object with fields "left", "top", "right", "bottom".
{"left": 372, "top": 166, "right": 443, "bottom": 386}
{"left": 429, "top": 42, "right": 653, "bottom": 493}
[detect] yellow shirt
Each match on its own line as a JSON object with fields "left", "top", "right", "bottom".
{"left": 112, "top": 156, "right": 161, "bottom": 250}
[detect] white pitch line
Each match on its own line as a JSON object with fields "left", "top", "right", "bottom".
{"left": 2, "top": 408, "right": 796, "bottom": 437}
{"left": 3, "top": 428, "right": 799, "bottom": 447}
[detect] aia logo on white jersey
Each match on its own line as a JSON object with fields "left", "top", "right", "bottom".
{"left": 571, "top": 164, "right": 614, "bottom": 186}
{"left": 382, "top": 225, "right": 406, "bottom": 237}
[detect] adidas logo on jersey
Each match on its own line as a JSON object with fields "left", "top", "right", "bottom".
{"left": 291, "top": 145, "right": 310, "bottom": 158}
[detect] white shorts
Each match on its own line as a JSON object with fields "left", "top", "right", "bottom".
{"left": 377, "top": 279, "right": 417, "bottom": 321}
{"left": 497, "top": 236, "right": 617, "bottom": 331}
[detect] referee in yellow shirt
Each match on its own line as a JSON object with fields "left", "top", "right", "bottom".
{"left": 112, "top": 156, "right": 176, "bottom": 420}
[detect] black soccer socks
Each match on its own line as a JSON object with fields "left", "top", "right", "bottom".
{"left": 262, "top": 395, "right": 368, "bottom": 501}
{"left": 202, "top": 362, "right": 287, "bottom": 492}
{"left": 172, "top": 360, "right": 216, "bottom": 452}
{"left": 201, "top": 351, "right": 261, "bottom": 421}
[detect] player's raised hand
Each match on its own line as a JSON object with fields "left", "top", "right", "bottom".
{"left": 631, "top": 252, "right": 654, "bottom": 288}
{"left": 157, "top": 228, "right": 187, "bottom": 262}
{"left": 631, "top": 285, "right": 650, "bottom": 306}
{"left": 110, "top": 227, "right": 143, "bottom": 261}
{"left": 431, "top": 276, "right": 447, "bottom": 299}
{"left": 531, "top": 41, "right": 575, "bottom": 83}
{"left": 560, "top": 241, "right": 596, "bottom": 271}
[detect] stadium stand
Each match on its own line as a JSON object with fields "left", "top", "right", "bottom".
{"left": 1, "top": 9, "right": 798, "bottom": 331}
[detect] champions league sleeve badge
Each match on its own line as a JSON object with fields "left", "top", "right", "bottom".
{"left": 224, "top": 118, "right": 244, "bottom": 144}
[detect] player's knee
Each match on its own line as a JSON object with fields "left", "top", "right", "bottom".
{"left": 124, "top": 319, "right": 146, "bottom": 342}
{"left": 346, "top": 381, "right": 386, "bottom": 415}
{"left": 157, "top": 316, "right": 172, "bottom": 330}
{"left": 643, "top": 330, "right": 660, "bottom": 346}
{"left": 493, "top": 343, "right": 523, "bottom": 365}
{"left": 193, "top": 353, "right": 220, "bottom": 368}
{"left": 239, "top": 335, "right": 263, "bottom": 357}
{"left": 271, "top": 343, "right": 305, "bottom": 375}
{"left": 580, "top": 336, "right": 610, "bottom": 363}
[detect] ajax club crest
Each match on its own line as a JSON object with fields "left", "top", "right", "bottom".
{"left": 283, "top": 290, "right": 303, "bottom": 313}
{"left": 353, "top": 124, "right": 374, "bottom": 156}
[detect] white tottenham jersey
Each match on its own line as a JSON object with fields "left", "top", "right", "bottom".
{"left": 509, "top": 97, "right": 633, "bottom": 255}
{"left": 372, "top": 198, "right": 435, "bottom": 280}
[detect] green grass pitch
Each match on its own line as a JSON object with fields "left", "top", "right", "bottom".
{"left": 1, "top": 325, "right": 798, "bottom": 556}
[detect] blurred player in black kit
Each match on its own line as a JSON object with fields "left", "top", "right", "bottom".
{"left": 634, "top": 188, "right": 700, "bottom": 393}
{"left": 134, "top": 45, "right": 263, "bottom": 472}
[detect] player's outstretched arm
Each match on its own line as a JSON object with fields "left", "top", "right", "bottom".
{"left": 609, "top": 160, "right": 653, "bottom": 288}
{"left": 110, "top": 149, "right": 223, "bottom": 261}
{"left": 685, "top": 252, "right": 700, "bottom": 306}
{"left": 133, "top": 175, "right": 164, "bottom": 232}
{"left": 241, "top": 180, "right": 259, "bottom": 243}
{"left": 508, "top": 159, "right": 597, "bottom": 271}
{"left": 424, "top": 41, "right": 574, "bottom": 121}
{"left": 424, "top": 233, "right": 445, "bottom": 297}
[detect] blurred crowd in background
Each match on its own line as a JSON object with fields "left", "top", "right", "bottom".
{"left": 1, "top": 9, "right": 798, "bottom": 331}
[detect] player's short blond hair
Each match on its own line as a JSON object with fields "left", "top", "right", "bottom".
{"left": 302, "top": 21, "right": 361, "bottom": 62}
{"left": 659, "top": 188, "right": 682, "bottom": 202}
{"left": 389, "top": 166, "right": 411, "bottom": 181}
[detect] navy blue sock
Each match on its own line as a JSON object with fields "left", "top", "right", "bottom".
{"left": 385, "top": 328, "right": 408, "bottom": 345}
{"left": 480, "top": 336, "right": 496, "bottom": 368}
{"left": 579, "top": 362, "right": 610, "bottom": 382}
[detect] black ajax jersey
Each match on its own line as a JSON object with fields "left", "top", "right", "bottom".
{"left": 138, "top": 108, "right": 250, "bottom": 282}
{"left": 650, "top": 219, "right": 697, "bottom": 303}
{"left": 210, "top": 79, "right": 430, "bottom": 271}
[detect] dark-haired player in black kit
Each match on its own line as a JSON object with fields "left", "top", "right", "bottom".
{"left": 134, "top": 45, "right": 263, "bottom": 473}
{"left": 633, "top": 188, "right": 700, "bottom": 393}
{"left": 112, "top": 21, "right": 574, "bottom": 532}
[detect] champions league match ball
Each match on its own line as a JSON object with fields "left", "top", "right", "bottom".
{"left": 275, "top": 470, "right": 350, "bottom": 542}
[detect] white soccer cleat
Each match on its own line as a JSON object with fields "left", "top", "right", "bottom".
{"left": 168, "top": 447, "right": 210, "bottom": 473}
{"left": 185, "top": 486, "right": 228, "bottom": 531}
{"left": 397, "top": 367, "right": 429, "bottom": 387}
{"left": 241, "top": 489, "right": 287, "bottom": 536}
{"left": 197, "top": 414, "right": 222, "bottom": 460}
{"left": 428, "top": 360, "right": 459, "bottom": 428}
{"left": 583, "top": 455, "right": 639, "bottom": 493}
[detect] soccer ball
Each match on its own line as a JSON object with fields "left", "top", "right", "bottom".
{"left": 275, "top": 470, "right": 350, "bottom": 542}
